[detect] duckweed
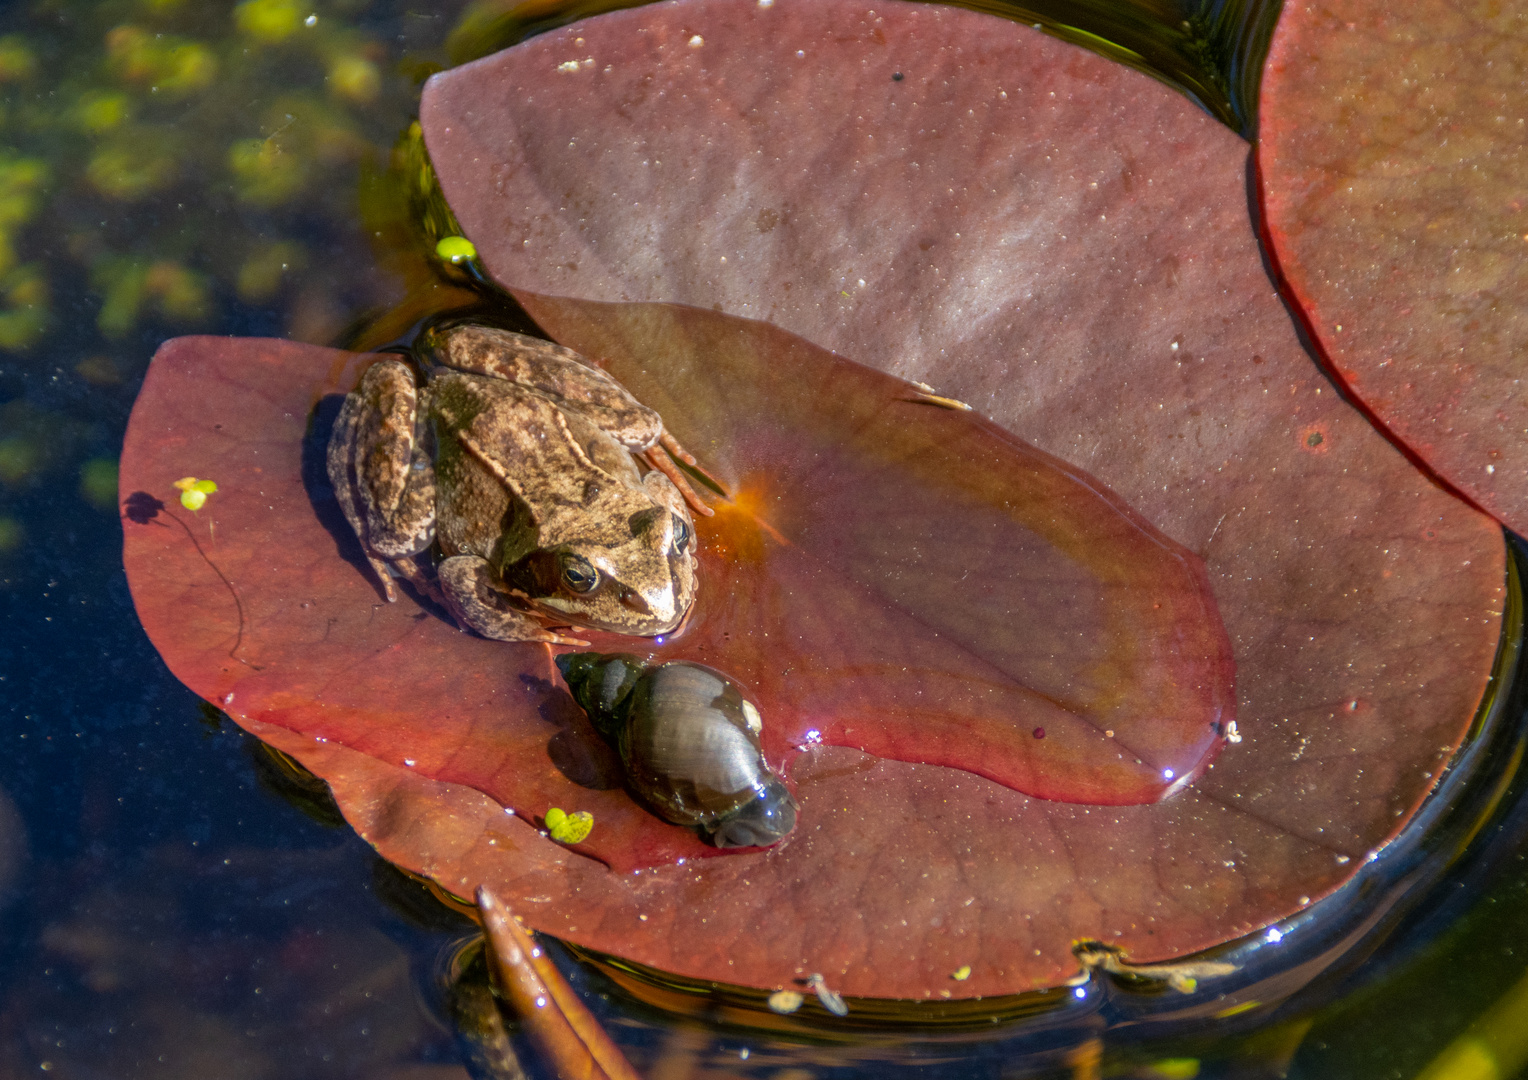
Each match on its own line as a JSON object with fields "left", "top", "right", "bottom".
{"left": 0, "top": 35, "right": 35, "bottom": 83}
{"left": 105, "top": 26, "right": 218, "bottom": 97}
{"left": 0, "top": 0, "right": 493, "bottom": 620}
{"left": 228, "top": 137, "right": 307, "bottom": 207}
{"left": 144, "top": 262, "right": 209, "bottom": 323}
{"left": 93, "top": 258, "right": 208, "bottom": 339}
{"left": 173, "top": 477, "right": 217, "bottom": 512}
{"left": 72, "top": 91, "right": 135, "bottom": 134}
{"left": 435, "top": 236, "right": 476, "bottom": 264}
{"left": 0, "top": 0, "right": 468, "bottom": 356}
{"left": 235, "top": 0, "right": 308, "bottom": 45}
{"left": 237, "top": 241, "right": 306, "bottom": 304}
{"left": 73, "top": 356, "right": 120, "bottom": 387}
{"left": 0, "top": 441, "right": 37, "bottom": 487}
{"left": 79, "top": 459, "right": 119, "bottom": 511}
{"left": 0, "top": 264, "right": 47, "bottom": 349}
{"left": 0, "top": 155, "right": 47, "bottom": 275}
{"left": 88, "top": 135, "right": 179, "bottom": 200}
{"left": 328, "top": 55, "right": 381, "bottom": 104}
{"left": 544, "top": 807, "right": 594, "bottom": 844}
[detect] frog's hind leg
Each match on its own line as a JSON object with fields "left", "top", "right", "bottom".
{"left": 362, "top": 436, "right": 437, "bottom": 560}
{"left": 438, "top": 555, "right": 590, "bottom": 646}
{"left": 328, "top": 388, "right": 405, "bottom": 602}
{"left": 328, "top": 358, "right": 439, "bottom": 602}
{"left": 353, "top": 360, "right": 439, "bottom": 558}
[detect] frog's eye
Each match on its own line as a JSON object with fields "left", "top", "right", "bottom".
{"left": 559, "top": 554, "right": 600, "bottom": 594}
{"left": 672, "top": 515, "right": 691, "bottom": 556}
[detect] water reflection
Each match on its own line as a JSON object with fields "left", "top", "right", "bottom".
{"left": 0, "top": 794, "right": 464, "bottom": 1078}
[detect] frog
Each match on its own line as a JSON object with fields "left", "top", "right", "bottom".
{"left": 326, "top": 322, "right": 712, "bottom": 646}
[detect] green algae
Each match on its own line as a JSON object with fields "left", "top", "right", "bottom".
{"left": 0, "top": 0, "right": 459, "bottom": 365}
{"left": 78, "top": 458, "right": 119, "bottom": 511}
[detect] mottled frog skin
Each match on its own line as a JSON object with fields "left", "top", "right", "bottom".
{"left": 327, "top": 323, "right": 709, "bottom": 645}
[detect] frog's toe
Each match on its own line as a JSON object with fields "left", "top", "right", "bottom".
{"left": 642, "top": 445, "right": 714, "bottom": 517}
{"left": 538, "top": 629, "right": 592, "bottom": 647}
{"left": 389, "top": 555, "right": 445, "bottom": 604}
{"left": 659, "top": 431, "right": 725, "bottom": 492}
{"left": 657, "top": 430, "right": 698, "bottom": 467}
{"left": 367, "top": 555, "right": 399, "bottom": 603}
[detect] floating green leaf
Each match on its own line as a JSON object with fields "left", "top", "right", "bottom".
{"left": 544, "top": 807, "right": 594, "bottom": 845}
{"left": 173, "top": 476, "right": 217, "bottom": 512}
{"left": 435, "top": 235, "right": 476, "bottom": 264}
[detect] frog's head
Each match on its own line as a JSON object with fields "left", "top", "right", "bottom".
{"left": 506, "top": 472, "right": 698, "bottom": 637}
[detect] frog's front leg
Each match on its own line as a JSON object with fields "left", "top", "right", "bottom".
{"left": 328, "top": 358, "right": 438, "bottom": 602}
{"left": 438, "top": 555, "right": 590, "bottom": 646}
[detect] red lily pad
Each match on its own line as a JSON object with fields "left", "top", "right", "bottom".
{"left": 122, "top": 313, "right": 1232, "bottom": 854}
{"left": 598, "top": 307, "right": 1237, "bottom": 808}
{"left": 405, "top": 0, "right": 1506, "bottom": 995}
{"left": 1258, "top": 0, "right": 1528, "bottom": 535}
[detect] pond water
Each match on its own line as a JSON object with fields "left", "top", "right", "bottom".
{"left": 2, "top": 0, "right": 1526, "bottom": 1077}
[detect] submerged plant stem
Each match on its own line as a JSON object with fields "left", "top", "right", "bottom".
{"left": 477, "top": 886, "right": 642, "bottom": 1080}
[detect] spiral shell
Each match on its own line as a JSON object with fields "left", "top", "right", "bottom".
{"left": 557, "top": 653, "right": 797, "bottom": 848}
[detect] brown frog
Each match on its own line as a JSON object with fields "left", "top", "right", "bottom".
{"left": 327, "top": 323, "right": 711, "bottom": 645}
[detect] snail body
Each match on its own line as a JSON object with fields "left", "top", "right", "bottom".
{"left": 557, "top": 653, "right": 798, "bottom": 848}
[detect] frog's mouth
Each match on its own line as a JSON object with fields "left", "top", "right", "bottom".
{"left": 534, "top": 587, "right": 685, "bottom": 636}
{"left": 505, "top": 547, "right": 693, "bottom": 637}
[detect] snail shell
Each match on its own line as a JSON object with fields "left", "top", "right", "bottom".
{"left": 557, "top": 653, "right": 798, "bottom": 848}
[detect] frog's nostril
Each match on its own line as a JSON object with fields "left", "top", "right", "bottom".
{"left": 620, "top": 587, "right": 652, "bottom": 614}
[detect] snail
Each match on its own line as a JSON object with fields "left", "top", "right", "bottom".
{"left": 556, "top": 653, "right": 798, "bottom": 848}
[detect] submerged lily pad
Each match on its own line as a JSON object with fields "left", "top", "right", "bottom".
{"left": 1258, "top": 0, "right": 1528, "bottom": 535}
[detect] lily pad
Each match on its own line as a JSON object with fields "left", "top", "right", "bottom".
{"left": 123, "top": 0, "right": 1508, "bottom": 1000}
{"left": 566, "top": 305, "right": 1239, "bottom": 809}
{"left": 407, "top": 0, "right": 1505, "bottom": 994}
{"left": 122, "top": 299, "right": 1232, "bottom": 860}
{"left": 1258, "top": 0, "right": 1528, "bottom": 535}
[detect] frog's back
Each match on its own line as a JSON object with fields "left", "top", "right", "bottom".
{"left": 428, "top": 372, "right": 523, "bottom": 562}
{"left": 427, "top": 371, "right": 647, "bottom": 568}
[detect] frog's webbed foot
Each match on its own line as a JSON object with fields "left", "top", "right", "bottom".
{"left": 438, "top": 556, "right": 591, "bottom": 646}
{"left": 390, "top": 554, "right": 446, "bottom": 605}
{"left": 360, "top": 554, "right": 438, "bottom": 607}
{"left": 642, "top": 431, "right": 717, "bottom": 517}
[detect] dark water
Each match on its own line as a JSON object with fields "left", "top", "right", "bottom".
{"left": 2, "top": 1, "right": 1527, "bottom": 1078}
